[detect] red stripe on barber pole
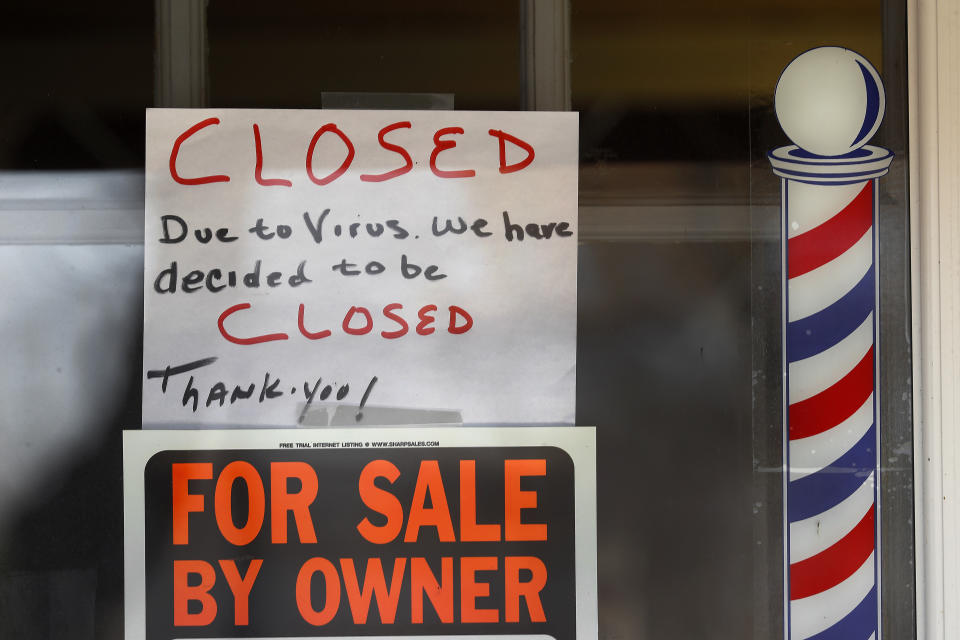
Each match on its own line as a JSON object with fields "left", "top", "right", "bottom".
{"left": 788, "top": 182, "right": 873, "bottom": 279}
{"left": 788, "top": 346, "right": 874, "bottom": 440}
{"left": 790, "top": 504, "right": 875, "bottom": 599}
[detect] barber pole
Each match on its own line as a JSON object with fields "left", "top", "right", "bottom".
{"left": 768, "top": 47, "right": 893, "bottom": 640}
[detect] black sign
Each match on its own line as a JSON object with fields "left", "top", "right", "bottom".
{"left": 140, "top": 445, "right": 577, "bottom": 639}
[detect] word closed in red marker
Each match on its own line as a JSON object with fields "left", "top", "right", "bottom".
{"left": 168, "top": 118, "right": 537, "bottom": 187}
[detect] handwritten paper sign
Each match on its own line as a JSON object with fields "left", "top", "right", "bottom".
{"left": 143, "top": 109, "right": 578, "bottom": 426}
{"left": 123, "top": 427, "right": 598, "bottom": 640}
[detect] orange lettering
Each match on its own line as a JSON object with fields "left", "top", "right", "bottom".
{"left": 271, "top": 462, "right": 318, "bottom": 543}
{"left": 410, "top": 557, "right": 454, "bottom": 623}
{"left": 404, "top": 460, "right": 455, "bottom": 542}
{"left": 172, "top": 463, "right": 212, "bottom": 545}
{"left": 460, "top": 460, "right": 501, "bottom": 541}
{"left": 504, "top": 459, "right": 547, "bottom": 541}
{"left": 356, "top": 460, "right": 404, "bottom": 544}
{"left": 215, "top": 461, "right": 265, "bottom": 545}
{"left": 505, "top": 556, "right": 547, "bottom": 622}
{"left": 296, "top": 557, "right": 341, "bottom": 626}
{"left": 174, "top": 560, "right": 217, "bottom": 626}
{"left": 340, "top": 558, "right": 407, "bottom": 624}
{"left": 218, "top": 559, "right": 263, "bottom": 625}
{"left": 460, "top": 556, "right": 498, "bottom": 623}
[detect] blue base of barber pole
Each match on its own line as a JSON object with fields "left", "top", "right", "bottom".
{"left": 770, "top": 145, "right": 892, "bottom": 640}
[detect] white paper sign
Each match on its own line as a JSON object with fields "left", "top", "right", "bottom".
{"left": 143, "top": 109, "right": 578, "bottom": 426}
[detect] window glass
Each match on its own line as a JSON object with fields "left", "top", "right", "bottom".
{"left": 0, "top": 2, "right": 152, "bottom": 169}
{"left": 0, "top": 2, "right": 913, "bottom": 639}
{"left": 207, "top": 0, "right": 522, "bottom": 110}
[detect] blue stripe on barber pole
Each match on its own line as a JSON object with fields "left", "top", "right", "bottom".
{"left": 851, "top": 62, "right": 883, "bottom": 149}
{"left": 788, "top": 424, "right": 876, "bottom": 521}
{"left": 804, "top": 587, "right": 877, "bottom": 640}
{"left": 786, "top": 267, "right": 874, "bottom": 362}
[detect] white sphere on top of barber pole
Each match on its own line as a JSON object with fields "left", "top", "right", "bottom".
{"left": 774, "top": 46, "right": 886, "bottom": 157}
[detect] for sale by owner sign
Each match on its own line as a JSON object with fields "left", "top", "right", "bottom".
{"left": 123, "top": 427, "right": 597, "bottom": 639}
